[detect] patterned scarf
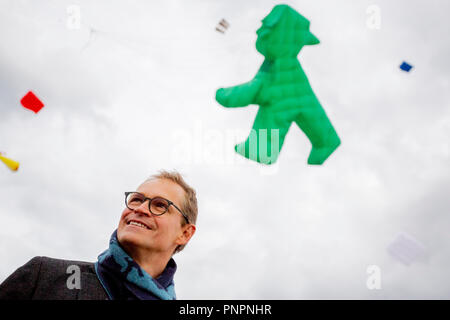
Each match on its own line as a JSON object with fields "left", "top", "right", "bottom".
{"left": 95, "top": 230, "right": 177, "bottom": 300}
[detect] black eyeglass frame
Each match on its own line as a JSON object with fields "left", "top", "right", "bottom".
{"left": 124, "top": 191, "right": 189, "bottom": 224}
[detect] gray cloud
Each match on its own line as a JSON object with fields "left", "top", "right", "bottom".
{"left": 0, "top": 0, "right": 449, "bottom": 299}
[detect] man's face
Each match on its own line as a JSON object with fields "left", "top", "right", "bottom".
{"left": 117, "top": 178, "right": 189, "bottom": 255}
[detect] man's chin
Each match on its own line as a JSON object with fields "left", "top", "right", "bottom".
{"left": 118, "top": 228, "right": 148, "bottom": 247}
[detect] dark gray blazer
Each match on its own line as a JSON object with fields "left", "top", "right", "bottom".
{"left": 0, "top": 256, "right": 108, "bottom": 300}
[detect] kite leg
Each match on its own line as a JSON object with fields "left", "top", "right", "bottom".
{"left": 295, "top": 98, "right": 341, "bottom": 165}
{"left": 235, "top": 109, "right": 291, "bottom": 165}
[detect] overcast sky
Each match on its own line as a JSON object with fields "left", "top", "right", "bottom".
{"left": 0, "top": 0, "right": 449, "bottom": 299}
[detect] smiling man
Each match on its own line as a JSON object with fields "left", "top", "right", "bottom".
{"left": 0, "top": 170, "right": 197, "bottom": 300}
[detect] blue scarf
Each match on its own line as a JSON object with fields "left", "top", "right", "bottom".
{"left": 95, "top": 230, "right": 177, "bottom": 300}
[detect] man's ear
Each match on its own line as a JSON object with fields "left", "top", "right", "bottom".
{"left": 176, "top": 224, "right": 196, "bottom": 246}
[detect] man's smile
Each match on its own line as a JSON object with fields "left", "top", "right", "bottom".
{"left": 126, "top": 219, "right": 152, "bottom": 230}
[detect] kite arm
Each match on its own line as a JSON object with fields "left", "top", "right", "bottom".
{"left": 215, "top": 76, "right": 263, "bottom": 108}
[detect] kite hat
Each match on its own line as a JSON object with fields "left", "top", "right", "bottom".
{"left": 256, "top": 4, "right": 320, "bottom": 58}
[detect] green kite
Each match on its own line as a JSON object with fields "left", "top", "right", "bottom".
{"left": 216, "top": 4, "right": 341, "bottom": 165}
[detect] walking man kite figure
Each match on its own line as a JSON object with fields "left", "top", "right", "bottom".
{"left": 216, "top": 4, "right": 341, "bottom": 165}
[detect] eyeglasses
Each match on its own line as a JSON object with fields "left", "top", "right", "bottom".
{"left": 124, "top": 192, "right": 189, "bottom": 224}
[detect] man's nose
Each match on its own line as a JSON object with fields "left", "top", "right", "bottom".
{"left": 133, "top": 200, "right": 151, "bottom": 216}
